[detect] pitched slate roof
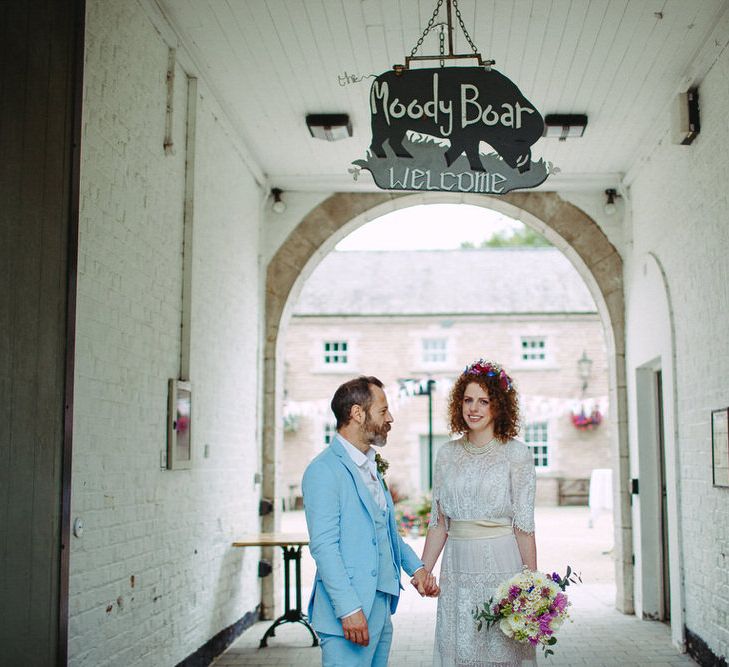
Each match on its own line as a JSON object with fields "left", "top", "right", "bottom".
{"left": 293, "top": 248, "right": 597, "bottom": 316}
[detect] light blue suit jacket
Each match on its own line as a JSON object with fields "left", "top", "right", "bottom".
{"left": 302, "top": 436, "right": 423, "bottom": 636}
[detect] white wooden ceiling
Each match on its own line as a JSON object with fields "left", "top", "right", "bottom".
{"left": 154, "top": 0, "right": 729, "bottom": 191}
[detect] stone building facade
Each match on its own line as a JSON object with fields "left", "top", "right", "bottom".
{"left": 282, "top": 248, "right": 610, "bottom": 508}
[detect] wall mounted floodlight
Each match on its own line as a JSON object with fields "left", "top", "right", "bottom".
{"left": 543, "top": 114, "right": 588, "bottom": 141}
{"left": 306, "top": 113, "right": 352, "bottom": 141}
{"left": 671, "top": 89, "right": 700, "bottom": 145}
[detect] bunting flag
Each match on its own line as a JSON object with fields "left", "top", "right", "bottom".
{"left": 283, "top": 385, "right": 608, "bottom": 423}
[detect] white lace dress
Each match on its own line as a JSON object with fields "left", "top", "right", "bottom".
{"left": 430, "top": 437, "right": 537, "bottom": 667}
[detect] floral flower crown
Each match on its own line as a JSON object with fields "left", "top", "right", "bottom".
{"left": 463, "top": 359, "right": 514, "bottom": 391}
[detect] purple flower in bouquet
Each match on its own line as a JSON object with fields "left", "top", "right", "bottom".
{"left": 552, "top": 592, "right": 569, "bottom": 612}
{"left": 539, "top": 616, "right": 554, "bottom": 635}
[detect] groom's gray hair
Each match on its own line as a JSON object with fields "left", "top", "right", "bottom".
{"left": 331, "top": 376, "right": 383, "bottom": 429}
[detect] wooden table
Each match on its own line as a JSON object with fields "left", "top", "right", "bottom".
{"left": 232, "top": 533, "right": 318, "bottom": 648}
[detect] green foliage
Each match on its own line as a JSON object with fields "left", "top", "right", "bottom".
{"left": 460, "top": 226, "right": 551, "bottom": 249}
{"left": 472, "top": 598, "right": 499, "bottom": 631}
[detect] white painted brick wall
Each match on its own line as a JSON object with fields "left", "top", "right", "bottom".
{"left": 627, "top": 40, "right": 729, "bottom": 657}
{"left": 71, "top": 1, "right": 263, "bottom": 665}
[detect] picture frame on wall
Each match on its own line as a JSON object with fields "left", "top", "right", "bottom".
{"left": 168, "top": 379, "right": 192, "bottom": 470}
{"left": 711, "top": 407, "right": 729, "bottom": 487}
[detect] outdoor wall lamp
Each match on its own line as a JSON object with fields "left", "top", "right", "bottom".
{"left": 270, "top": 188, "right": 286, "bottom": 214}
{"left": 604, "top": 189, "right": 620, "bottom": 216}
{"left": 542, "top": 114, "right": 588, "bottom": 140}
{"left": 577, "top": 350, "right": 593, "bottom": 393}
{"left": 306, "top": 113, "right": 352, "bottom": 141}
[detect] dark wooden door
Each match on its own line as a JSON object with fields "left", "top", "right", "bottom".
{"left": 0, "top": 1, "right": 84, "bottom": 663}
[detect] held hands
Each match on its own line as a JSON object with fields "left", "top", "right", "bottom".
{"left": 341, "top": 571, "right": 438, "bottom": 646}
{"left": 411, "top": 568, "right": 440, "bottom": 597}
{"left": 341, "top": 610, "right": 369, "bottom": 646}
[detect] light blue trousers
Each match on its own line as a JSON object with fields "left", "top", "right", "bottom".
{"left": 318, "top": 592, "right": 393, "bottom": 667}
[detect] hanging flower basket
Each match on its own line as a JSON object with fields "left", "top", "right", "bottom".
{"left": 571, "top": 406, "right": 602, "bottom": 430}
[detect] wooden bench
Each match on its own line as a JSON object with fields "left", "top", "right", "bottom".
{"left": 557, "top": 478, "right": 589, "bottom": 506}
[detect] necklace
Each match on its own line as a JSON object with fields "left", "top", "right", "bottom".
{"left": 462, "top": 436, "right": 498, "bottom": 455}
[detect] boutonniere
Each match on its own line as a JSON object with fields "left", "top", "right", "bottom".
{"left": 375, "top": 453, "right": 389, "bottom": 490}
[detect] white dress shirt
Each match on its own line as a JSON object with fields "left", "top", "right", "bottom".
{"left": 337, "top": 434, "right": 386, "bottom": 510}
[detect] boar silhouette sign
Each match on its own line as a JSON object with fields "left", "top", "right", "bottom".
{"left": 354, "top": 67, "right": 550, "bottom": 194}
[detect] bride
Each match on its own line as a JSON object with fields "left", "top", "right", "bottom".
{"left": 420, "top": 359, "right": 537, "bottom": 666}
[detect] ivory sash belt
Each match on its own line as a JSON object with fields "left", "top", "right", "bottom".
{"left": 447, "top": 519, "right": 513, "bottom": 539}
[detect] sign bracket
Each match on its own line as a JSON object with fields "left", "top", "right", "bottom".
{"left": 398, "top": 0, "right": 495, "bottom": 73}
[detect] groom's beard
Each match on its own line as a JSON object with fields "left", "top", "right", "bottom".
{"left": 362, "top": 414, "right": 390, "bottom": 448}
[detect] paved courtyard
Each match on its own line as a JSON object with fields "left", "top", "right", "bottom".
{"left": 214, "top": 507, "right": 694, "bottom": 666}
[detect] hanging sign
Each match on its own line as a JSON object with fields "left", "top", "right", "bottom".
{"left": 352, "top": 0, "right": 550, "bottom": 194}
{"left": 354, "top": 67, "right": 548, "bottom": 194}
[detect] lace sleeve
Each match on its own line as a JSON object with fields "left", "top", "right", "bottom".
{"left": 428, "top": 445, "right": 450, "bottom": 530}
{"left": 510, "top": 442, "right": 536, "bottom": 534}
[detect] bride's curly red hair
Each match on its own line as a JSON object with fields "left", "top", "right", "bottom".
{"left": 447, "top": 368, "right": 520, "bottom": 442}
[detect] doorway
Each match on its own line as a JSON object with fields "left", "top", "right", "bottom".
{"left": 656, "top": 371, "right": 671, "bottom": 622}
{"left": 635, "top": 363, "right": 671, "bottom": 622}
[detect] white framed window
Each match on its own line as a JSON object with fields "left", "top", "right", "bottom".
{"left": 520, "top": 336, "right": 546, "bottom": 362}
{"left": 524, "top": 421, "right": 549, "bottom": 468}
{"left": 323, "top": 340, "right": 348, "bottom": 365}
{"left": 323, "top": 422, "right": 337, "bottom": 447}
{"left": 421, "top": 337, "right": 448, "bottom": 364}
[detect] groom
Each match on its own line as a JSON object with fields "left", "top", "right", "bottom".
{"left": 302, "top": 376, "right": 438, "bottom": 666}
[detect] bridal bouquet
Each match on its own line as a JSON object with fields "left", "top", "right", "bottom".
{"left": 473, "top": 566, "right": 581, "bottom": 657}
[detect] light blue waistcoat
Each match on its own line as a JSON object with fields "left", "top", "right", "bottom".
{"left": 373, "top": 502, "right": 400, "bottom": 597}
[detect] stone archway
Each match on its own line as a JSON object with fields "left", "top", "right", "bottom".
{"left": 262, "top": 191, "right": 631, "bottom": 616}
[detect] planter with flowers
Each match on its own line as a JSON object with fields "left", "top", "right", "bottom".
{"left": 570, "top": 405, "right": 602, "bottom": 431}
{"left": 395, "top": 493, "right": 432, "bottom": 536}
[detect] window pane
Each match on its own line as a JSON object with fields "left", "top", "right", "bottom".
{"left": 521, "top": 336, "right": 546, "bottom": 361}
{"left": 324, "top": 423, "right": 336, "bottom": 447}
{"left": 524, "top": 421, "right": 549, "bottom": 467}
{"left": 422, "top": 337, "right": 447, "bottom": 363}
{"left": 323, "top": 340, "right": 348, "bottom": 364}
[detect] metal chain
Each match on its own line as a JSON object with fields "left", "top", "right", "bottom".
{"left": 439, "top": 25, "right": 445, "bottom": 67}
{"left": 410, "top": 0, "right": 444, "bottom": 57}
{"left": 408, "top": 0, "right": 482, "bottom": 62}
{"left": 452, "top": 0, "right": 479, "bottom": 55}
